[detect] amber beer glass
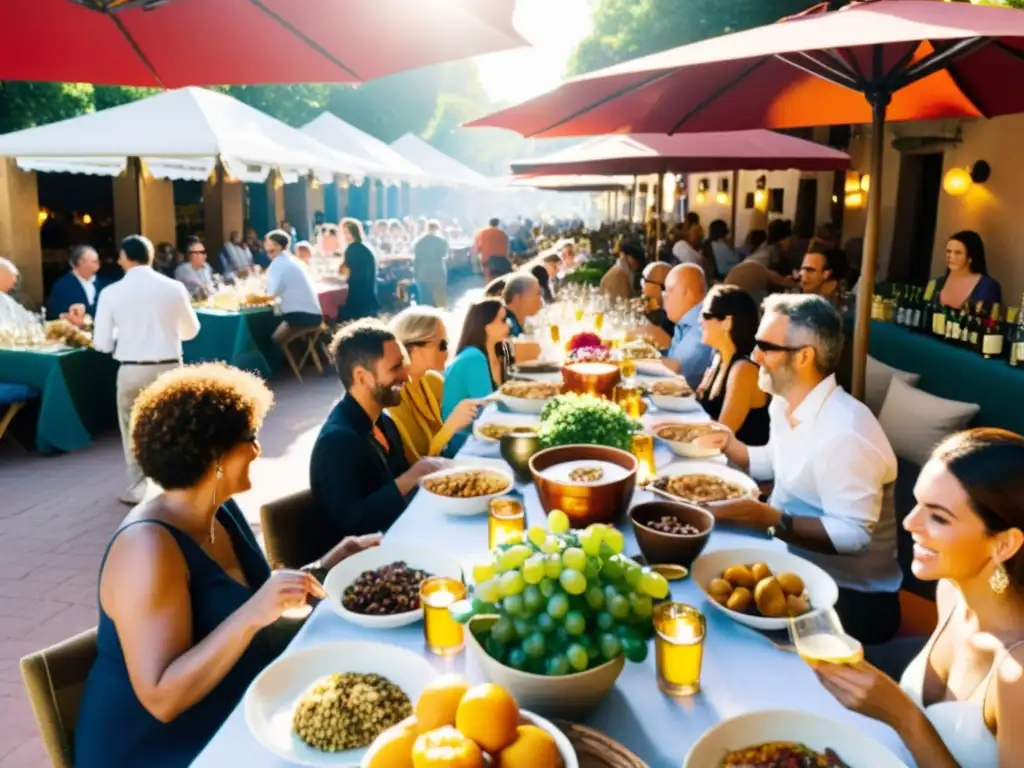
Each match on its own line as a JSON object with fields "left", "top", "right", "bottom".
{"left": 488, "top": 498, "right": 526, "bottom": 550}
{"left": 421, "top": 577, "right": 466, "bottom": 656}
{"left": 653, "top": 603, "right": 706, "bottom": 696}
{"left": 630, "top": 432, "right": 657, "bottom": 485}
{"left": 613, "top": 384, "right": 645, "bottom": 419}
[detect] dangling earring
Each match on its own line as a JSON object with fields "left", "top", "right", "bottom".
{"left": 990, "top": 563, "right": 1009, "bottom": 595}
{"left": 210, "top": 463, "right": 223, "bottom": 544}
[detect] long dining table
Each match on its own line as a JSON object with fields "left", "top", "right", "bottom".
{"left": 193, "top": 401, "right": 915, "bottom": 768}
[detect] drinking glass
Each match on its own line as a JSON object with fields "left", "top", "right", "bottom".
{"left": 613, "top": 384, "right": 645, "bottom": 419}
{"left": 631, "top": 432, "right": 657, "bottom": 485}
{"left": 654, "top": 603, "right": 705, "bottom": 696}
{"left": 789, "top": 608, "right": 863, "bottom": 665}
{"left": 488, "top": 498, "right": 526, "bottom": 550}
{"left": 550, "top": 324, "right": 561, "bottom": 345}
{"left": 421, "top": 577, "right": 467, "bottom": 656}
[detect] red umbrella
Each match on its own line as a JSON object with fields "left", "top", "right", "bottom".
{"left": 510, "top": 131, "right": 850, "bottom": 176}
{"left": 468, "top": 0, "right": 1024, "bottom": 400}
{"left": 1, "top": 0, "right": 525, "bottom": 86}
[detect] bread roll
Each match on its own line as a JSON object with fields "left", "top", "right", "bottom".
{"left": 753, "top": 577, "right": 787, "bottom": 618}
{"left": 777, "top": 572, "right": 805, "bottom": 597}
{"left": 725, "top": 586, "right": 752, "bottom": 613}
{"left": 751, "top": 563, "right": 772, "bottom": 582}
{"left": 722, "top": 565, "right": 757, "bottom": 589}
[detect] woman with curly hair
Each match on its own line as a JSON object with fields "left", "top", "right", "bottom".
{"left": 74, "top": 363, "right": 379, "bottom": 767}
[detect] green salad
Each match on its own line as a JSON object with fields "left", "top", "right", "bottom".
{"left": 538, "top": 394, "right": 640, "bottom": 452}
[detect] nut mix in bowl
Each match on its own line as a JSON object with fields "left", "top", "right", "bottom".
{"left": 341, "top": 561, "right": 432, "bottom": 616}
{"left": 500, "top": 380, "right": 563, "bottom": 400}
{"left": 422, "top": 469, "right": 511, "bottom": 498}
{"left": 629, "top": 500, "right": 714, "bottom": 568}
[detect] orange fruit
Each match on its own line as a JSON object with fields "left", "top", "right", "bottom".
{"left": 454, "top": 683, "right": 520, "bottom": 754}
{"left": 412, "top": 726, "right": 485, "bottom": 768}
{"left": 363, "top": 717, "right": 418, "bottom": 768}
{"left": 415, "top": 675, "right": 471, "bottom": 732}
{"left": 494, "top": 724, "right": 562, "bottom": 768}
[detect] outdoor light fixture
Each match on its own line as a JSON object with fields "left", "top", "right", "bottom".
{"left": 37, "top": 209, "right": 49, "bottom": 226}
{"left": 943, "top": 160, "right": 990, "bottom": 197}
{"left": 860, "top": 173, "right": 871, "bottom": 192}
{"left": 845, "top": 191, "right": 864, "bottom": 209}
{"left": 716, "top": 178, "right": 730, "bottom": 205}
{"left": 82, "top": 213, "right": 93, "bottom": 225}
{"left": 844, "top": 171, "right": 862, "bottom": 194}
{"left": 696, "top": 177, "right": 709, "bottom": 204}
{"left": 753, "top": 175, "right": 768, "bottom": 208}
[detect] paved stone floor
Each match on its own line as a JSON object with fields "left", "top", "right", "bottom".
{"left": 0, "top": 275, "right": 484, "bottom": 766}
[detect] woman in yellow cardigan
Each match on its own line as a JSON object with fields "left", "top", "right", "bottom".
{"left": 389, "top": 307, "right": 483, "bottom": 462}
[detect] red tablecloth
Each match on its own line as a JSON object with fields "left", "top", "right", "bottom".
{"left": 317, "top": 284, "right": 348, "bottom": 318}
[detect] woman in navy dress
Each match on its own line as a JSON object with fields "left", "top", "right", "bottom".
{"left": 338, "top": 217, "right": 380, "bottom": 322}
{"left": 74, "top": 363, "right": 380, "bottom": 767}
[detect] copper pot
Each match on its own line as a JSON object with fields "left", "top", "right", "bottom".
{"left": 500, "top": 430, "right": 542, "bottom": 483}
{"left": 529, "top": 444, "right": 638, "bottom": 527}
{"left": 560, "top": 362, "right": 621, "bottom": 400}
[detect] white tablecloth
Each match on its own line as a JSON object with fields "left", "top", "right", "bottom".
{"left": 194, "top": 404, "right": 915, "bottom": 768}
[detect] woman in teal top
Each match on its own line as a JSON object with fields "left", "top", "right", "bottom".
{"left": 74, "top": 363, "right": 379, "bottom": 768}
{"left": 442, "top": 298, "right": 510, "bottom": 422}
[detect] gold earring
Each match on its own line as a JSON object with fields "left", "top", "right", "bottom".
{"left": 210, "top": 463, "right": 223, "bottom": 544}
{"left": 990, "top": 563, "right": 1009, "bottom": 595}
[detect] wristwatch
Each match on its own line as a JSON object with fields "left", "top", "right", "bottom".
{"left": 768, "top": 512, "right": 792, "bottom": 539}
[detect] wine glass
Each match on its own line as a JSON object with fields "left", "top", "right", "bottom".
{"left": 789, "top": 608, "right": 863, "bottom": 665}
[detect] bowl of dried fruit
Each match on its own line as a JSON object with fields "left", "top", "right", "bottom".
{"left": 419, "top": 466, "right": 515, "bottom": 516}
{"left": 324, "top": 544, "right": 463, "bottom": 629}
{"left": 629, "top": 500, "right": 714, "bottom": 568}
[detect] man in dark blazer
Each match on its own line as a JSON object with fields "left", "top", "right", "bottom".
{"left": 46, "top": 245, "right": 106, "bottom": 323}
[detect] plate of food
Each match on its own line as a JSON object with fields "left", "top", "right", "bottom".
{"left": 244, "top": 641, "right": 437, "bottom": 767}
{"left": 472, "top": 413, "right": 540, "bottom": 443}
{"left": 498, "top": 380, "right": 563, "bottom": 413}
{"left": 691, "top": 547, "right": 839, "bottom": 631}
{"left": 683, "top": 709, "right": 907, "bottom": 767}
{"left": 649, "top": 422, "right": 730, "bottom": 459}
{"left": 648, "top": 461, "right": 759, "bottom": 508}
{"left": 420, "top": 465, "right": 515, "bottom": 515}
{"left": 620, "top": 339, "right": 662, "bottom": 361}
{"left": 643, "top": 377, "right": 699, "bottom": 412}
{"left": 323, "top": 544, "right": 463, "bottom": 629}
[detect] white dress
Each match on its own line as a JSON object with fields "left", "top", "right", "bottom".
{"left": 899, "top": 598, "right": 1023, "bottom": 768}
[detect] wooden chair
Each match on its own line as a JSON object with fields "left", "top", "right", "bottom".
{"left": 20, "top": 627, "right": 98, "bottom": 768}
{"left": 0, "top": 382, "right": 38, "bottom": 450}
{"left": 259, "top": 489, "right": 325, "bottom": 570}
{"left": 280, "top": 324, "right": 327, "bottom": 383}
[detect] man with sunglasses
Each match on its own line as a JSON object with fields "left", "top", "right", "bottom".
{"left": 174, "top": 236, "right": 215, "bottom": 300}
{"left": 698, "top": 294, "right": 902, "bottom": 646}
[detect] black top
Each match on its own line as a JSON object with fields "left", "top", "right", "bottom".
{"left": 645, "top": 308, "right": 675, "bottom": 339}
{"left": 698, "top": 355, "right": 770, "bottom": 447}
{"left": 74, "top": 501, "right": 277, "bottom": 768}
{"left": 339, "top": 241, "right": 379, "bottom": 322}
{"left": 310, "top": 395, "right": 411, "bottom": 542}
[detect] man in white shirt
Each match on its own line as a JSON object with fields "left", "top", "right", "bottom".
{"left": 0, "top": 257, "right": 38, "bottom": 327}
{"left": 264, "top": 229, "right": 323, "bottom": 345}
{"left": 701, "top": 294, "right": 902, "bottom": 645}
{"left": 93, "top": 235, "right": 201, "bottom": 505}
{"left": 671, "top": 222, "right": 704, "bottom": 265}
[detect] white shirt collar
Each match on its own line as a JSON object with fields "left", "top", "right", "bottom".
{"left": 790, "top": 374, "right": 838, "bottom": 425}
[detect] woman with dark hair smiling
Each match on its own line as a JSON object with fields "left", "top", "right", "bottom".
{"left": 440, "top": 299, "right": 509, "bottom": 422}
{"left": 74, "top": 363, "right": 378, "bottom": 767}
{"left": 931, "top": 230, "right": 1002, "bottom": 310}
{"left": 813, "top": 428, "right": 1024, "bottom": 768}
{"left": 696, "top": 284, "right": 770, "bottom": 446}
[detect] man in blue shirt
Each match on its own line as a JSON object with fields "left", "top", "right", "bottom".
{"left": 662, "top": 263, "right": 713, "bottom": 389}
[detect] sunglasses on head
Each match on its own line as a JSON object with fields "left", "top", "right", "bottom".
{"left": 754, "top": 338, "right": 807, "bottom": 354}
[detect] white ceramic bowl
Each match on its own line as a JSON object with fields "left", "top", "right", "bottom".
{"left": 649, "top": 392, "right": 701, "bottom": 413}
{"left": 322, "top": 544, "right": 463, "bottom": 629}
{"left": 691, "top": 547, "right": 840, "bottom": 631}
{"left": 244, "top": 641, "right": 437, "bottom": 768}
{"left": 419, "top": 464, "right": 515, "bottom": 516}
{"left": 655, "top": 461, "right": 760, "bottom": 507}
{"left": 498, "top": 392, "right": 551, "bottom": 414}
{"left": 648, "top": 422, "right": 726, "bottom": 459}
{"left": 472, "top": 412, "right": 541, "bottom": 443}
{"left": 684, "top": 709, "right": 907, "bottom": 768}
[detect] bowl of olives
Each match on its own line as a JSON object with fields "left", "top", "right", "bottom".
{"left": 629, "top": 500, "right": 714, "bottom": 568}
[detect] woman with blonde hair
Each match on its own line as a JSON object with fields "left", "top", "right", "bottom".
{"left": 388, "top": 306, "right": 483, "bottom": 462}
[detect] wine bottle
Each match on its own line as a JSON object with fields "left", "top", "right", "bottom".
{"left": 968, "top": 301, "right": 984, "bottom": 350}
{"left": 1009, "top": 296, "right": 1024, "bottom": 368}
{"left": 895, "top": 285, "right": 907, "bottom": 326}
{"left": 982, "top": 304, "right": 1004, "bottom": 359}
{"left": 910, "top": 288, "right": 923, "bottom": 330}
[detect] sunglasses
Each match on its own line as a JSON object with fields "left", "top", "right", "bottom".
{"left": 754, "top": 338, "right": 808, "bottom": 354}
{"left": 641, "top": 277, "right": 665, "bottom": 288}
{"left": 407, "top": 339, "right": 449, "bottom": 352}
{"left": 190, "top": 249, "right": 206, "bottom": 256}
{"left": 701, "top": 311, "right": 726, "bottom": 321}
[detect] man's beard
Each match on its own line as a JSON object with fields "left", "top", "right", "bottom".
{"left": 758, "top": 359, "right": 794, "bottom": 398}
{"left": 373, "top": 380, "right": 403, "bottom": 408}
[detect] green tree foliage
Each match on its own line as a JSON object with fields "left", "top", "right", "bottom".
{"left": 567, "top": 0, "right": 842, "bottom": 76}
{"left": 0, "top": 82, "right": 93, "bottom": 134}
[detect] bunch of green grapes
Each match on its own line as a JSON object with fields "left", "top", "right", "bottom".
{"left": 453, "top": 510, "right": 670, "bottom": 676}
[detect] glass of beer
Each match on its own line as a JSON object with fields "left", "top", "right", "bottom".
{"left": 421, "top": 577, "right": 467, "bottom": 656}
{"left": 488, "top": 498, "right": 526, "bottom": 551}
{"left": 574, "top": 306, "right": 585, "bottom": 322}
{"left": 790, "top": 608, "right": 864, "bottom": 665}
{"left": 613, "top": 384, "right": 646, "bottom": 419}
{"left": 631, "top": 432, "right": 657, "bottom": 485}
{"left": 619, "top": 356, "right": 637, "bottom": 380}
{"left": 653, "top": 603, "right": 705, "bottom": 696}
{"left": 549, "top": 324, "right": 561, "bottom": 345}
{"left": 594, "top": 311, "right": 605, "bottom": 332}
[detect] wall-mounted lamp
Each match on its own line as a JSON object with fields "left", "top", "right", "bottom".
{"left": 695, "top": 177, "right": 709, "bottom": 205}
{"left": 860, "top": 173, "right": 870, "bottom": 193}
{"left": 845, "top": 191, "right": 865, "bottom": 209}
{"left": 753, "top": 175, "right": 768, "bottom": 209}
{"left": 37, "top": 208, "right": 49, "bottom": 226}
{"left": 716, "top": 178, "right": 730, "bottom": 205}
{"left": 943, "top": 160, "right": 990, "bottom": 197}
{"left": 82, "top": 213, "right": 93, "bottom": 226}
{"left": 844, "top": 171, "right": 862, "bottom": 194}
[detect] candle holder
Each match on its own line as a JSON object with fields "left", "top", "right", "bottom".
{"left": 653, "top": 602, "right": 705, "bottom": 696}
{"left": 421, "top": 577, "right": 466, "bottom": 656}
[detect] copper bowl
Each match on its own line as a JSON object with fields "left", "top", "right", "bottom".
{"left": 560, "top": 362, "right": 621, "bottom": 400}
{"left": 529, "top": 444, "right": 638, "bottom": 527}
{"left": 500, "top": 430, "right": 542, "bottom": 483}
{"left": 629, "top": 500, "right": 714, "bottom": 568}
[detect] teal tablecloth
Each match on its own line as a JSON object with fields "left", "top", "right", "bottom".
{"left": 183, "top": 308, "right": 284, "bottom": 379}
{"left": 867, "top": 320, "right": 1024, "bottom": 435}
{"left": 0, "top": 346, "right": 118, "bottom": 453}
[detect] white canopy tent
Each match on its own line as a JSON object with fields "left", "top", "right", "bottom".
{"left": 0, "top": 87, "right": 376, "bottom": 183}
{"left": 389, "top": 133, "right": 492, "bottom": 189}
{"left": 300, "top": 113, "right": 426, "bottom": 185}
